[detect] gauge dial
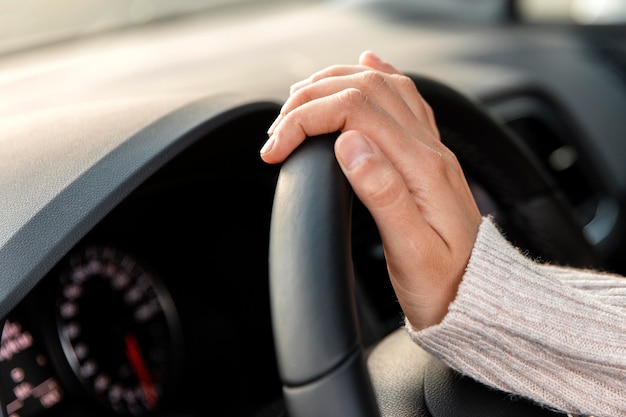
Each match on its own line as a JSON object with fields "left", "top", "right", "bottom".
{"left": 56, "top": 245, "right": 181, "bottom": 416}
{"left": 1, "top": 317, "right": 64, "bottom": 417}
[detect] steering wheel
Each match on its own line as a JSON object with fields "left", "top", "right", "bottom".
{"left": 268, "top": 74, "right": 597, "bottom": 417}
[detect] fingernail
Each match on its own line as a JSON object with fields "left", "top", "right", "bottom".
{"left": 368, "top": 50, "right": 381, "bottom": 62}
{"left": 267, "top": 114, "right": 282, "bottom": 136}
{"left": 260, "top": 137, "right": 275, "bottom": 156}
{"left": 337, "top": 132, "right": 373, "bottom": 171}
{"left": 361, "top": 50, "right": 380, "bottom": 64}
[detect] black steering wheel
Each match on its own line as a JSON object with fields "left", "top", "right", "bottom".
{"left": 268, "top": 74, "right": 597, "bottom": 417}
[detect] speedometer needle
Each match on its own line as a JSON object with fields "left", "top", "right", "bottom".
{"left": 124, "top": 333, "right": 158, "bottom": 408}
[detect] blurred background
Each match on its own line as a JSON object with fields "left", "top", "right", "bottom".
{"left": 0, "top": 0, "right": 244, "bottom": 54}
{"left": 2, "top": 0, "right": 626, "bottom": 56}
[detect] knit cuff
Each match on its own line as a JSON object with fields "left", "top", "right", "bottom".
{"left": 404, "top": 215, "right": 626, "bottom": 416}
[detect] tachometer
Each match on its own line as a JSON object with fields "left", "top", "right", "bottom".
{"left": 55, "top": 245, "right": 182, "bottom": 416}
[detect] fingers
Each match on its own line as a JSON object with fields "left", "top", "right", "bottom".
{"left": 335, "top": 130, "right": 427, "bottom": 233}
{"left": 262, "top": 65, "right": 438, "bottom": 164}
{"left": 260, "top": 88, "right": 377, "bottom": 164}
{"left": 288, "top": 50, "right": 401, "bottom": 93}
{"left": 261, "top": 82, "right": 438, "bottom": 169}
{"left": 283, "top": 70, "right": 429, "bottom": 129}
{"left": 289, "top": 64, "right": 370, "bottom": 94}
{"left": 358, "top": 50, "right": 402, "bottom": 75}
{"left": 359, "top": 50, "right": 438, "bottom": 134}
{"left": 285, "top": 52, "right": 435, "bottom": 131}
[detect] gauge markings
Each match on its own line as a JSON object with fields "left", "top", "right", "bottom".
{"left": 55, "top": 245, "right": 181, "bottom": 416}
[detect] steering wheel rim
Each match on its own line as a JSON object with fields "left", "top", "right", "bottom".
{"left": 269, "top": 132, "right": 380, "bottom": 416}
{"left": 269, "top": 74, "right": 597, "bottom": 417}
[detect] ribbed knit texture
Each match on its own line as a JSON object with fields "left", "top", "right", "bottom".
{"left": 406, "top": 216, "right": 626, "bottom": 417}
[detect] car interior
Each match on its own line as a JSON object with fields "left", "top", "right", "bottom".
{"left": 1, "top": 0, "right": 625, "bottom": 416}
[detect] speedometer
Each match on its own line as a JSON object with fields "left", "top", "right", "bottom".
{"left": 55, "top": 245, "right": 182, "bottom": 416}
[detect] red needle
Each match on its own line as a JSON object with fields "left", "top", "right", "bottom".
{"left": 124, "top": 333, "right": 158, "bottom": 408}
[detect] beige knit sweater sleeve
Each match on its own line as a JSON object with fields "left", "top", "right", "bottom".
{"left": 406, "top": 216, "right": 626, "bottom": 417}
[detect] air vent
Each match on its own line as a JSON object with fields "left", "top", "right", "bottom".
{"left": 487, "top": 95, "right": 597, "bottom": 225}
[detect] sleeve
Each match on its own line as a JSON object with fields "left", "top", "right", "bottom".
{"left": 405, "top": 216, "right": 626, "bottom": 417}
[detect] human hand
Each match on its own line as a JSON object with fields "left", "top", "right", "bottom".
{"left": 260, "top": 51, "right": 482, "bottom": 330}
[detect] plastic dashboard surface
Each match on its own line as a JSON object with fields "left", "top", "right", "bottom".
{"left": 0, "top": 98, "right": 289, "bottom": 416}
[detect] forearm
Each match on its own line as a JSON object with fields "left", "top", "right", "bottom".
{"left": 406, "top": 216, "right": 626, "bottom": 417}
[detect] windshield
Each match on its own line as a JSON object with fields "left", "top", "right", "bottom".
{"left": 0, "top": 0, "right": 247, "bottom": 55}
{"left": 518, "top": 0, "right": 626, "bottom": 24}
{"left": 3, "top": 0, "right": 625, "bottom": 56}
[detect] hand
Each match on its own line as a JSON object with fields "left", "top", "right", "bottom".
{"left": 260, "top": 51, "right": 482, "bottom": 330}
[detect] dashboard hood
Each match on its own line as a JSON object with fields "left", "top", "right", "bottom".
{"left": 0, "top": 94, "right": 280, "bottom": 318}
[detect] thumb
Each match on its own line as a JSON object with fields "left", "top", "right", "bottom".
{"left": 334, "top": 130, "right": 427, "bottom": 248}
{"left": 335, "top": 130, "right": 459, "bottom": 329}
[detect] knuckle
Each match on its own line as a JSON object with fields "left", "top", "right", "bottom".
{"left": 441, "top": 147, "right": 463, "bottom": 173}
{"left": 432, "top": 146, "right": 465, "bottom": 181}
{"left": 359, "top": 70, "right": 386, "bottom": 87}
{"left": 419, "top": 146, "right": 452, "bottom": 177}
{"left": 423, "top": 100, "right": 435, "bottom": 120}
{"left": 439, "top": 145, "right": 456, "bottom": 163}
{"left": 337, "top": 87, "right": 368, "bottom": 107}
{"left": 290, "top": 89, "right": 314, "bottom": 109}
{"left": 395, "top": 74, "right": 418, "bottom": 92}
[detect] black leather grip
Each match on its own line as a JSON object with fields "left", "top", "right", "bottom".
{"left": 269, "top": 133, "right": 380, "bottom": 416}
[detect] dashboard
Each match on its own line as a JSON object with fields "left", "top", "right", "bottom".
{"left": 0, "top": 103, "right": 290, "bottom": 416}
{"left": 1, "top": 1, "right": 625, "bottom": 416}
